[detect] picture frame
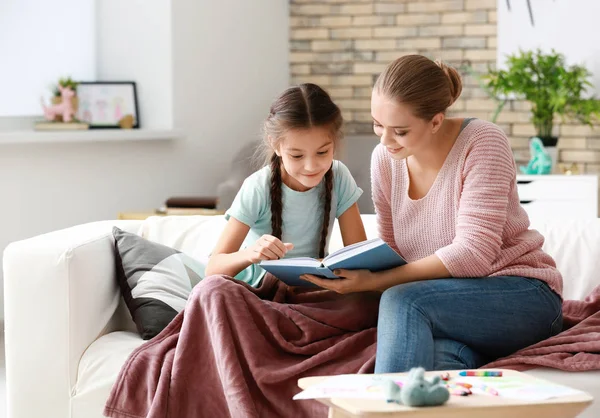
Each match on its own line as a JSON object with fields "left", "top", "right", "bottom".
{"left": 76, "top": 81, "right": 140, "bottom": 129}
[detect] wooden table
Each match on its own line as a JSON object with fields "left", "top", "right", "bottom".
{"left": 297, "top": 369, "right": 593, "bottom": 418}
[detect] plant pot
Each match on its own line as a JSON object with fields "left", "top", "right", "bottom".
{"left": 539, "top": 136, "right": 559, "bottom": 147}
{"left": 51, "top": 96, "right": 79, "bottom": 122}
{"left": 532, "top": 136, "right": 559, "bottom": 174}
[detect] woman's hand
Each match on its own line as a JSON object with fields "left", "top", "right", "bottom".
{"left": 245, "top": 234, "right": 294, "bottom": 264}
{"left": 300, "top": 269, "right": 377, "bottom": 294}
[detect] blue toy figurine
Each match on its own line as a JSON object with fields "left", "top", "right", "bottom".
{"left": 520, "top": 137, "right": 552, "bottom": 175}
{"left": 382, "top": 367, "right": 450, "bottom": 407}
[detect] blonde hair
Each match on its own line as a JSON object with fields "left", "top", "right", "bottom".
{"left": 261, "top": 83, "right": 343, "bottom": 258}
{"left": 374, "top": 55, "right": 463, "bottom": 120}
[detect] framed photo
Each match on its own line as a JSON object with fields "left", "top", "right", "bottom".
{"left": 76, "top": 81, "right": 140, "bottom": 129}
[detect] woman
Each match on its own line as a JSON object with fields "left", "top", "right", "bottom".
{"left": 301, "top": 55, "right": 563, "bottom": 373}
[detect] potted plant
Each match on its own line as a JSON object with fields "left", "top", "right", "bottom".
{"left": 482, "top": 49, "right": 600, "bottom": 150}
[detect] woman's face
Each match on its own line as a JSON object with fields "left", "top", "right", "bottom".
{"left": 371, "top": 90, "right": 436, "bottom": 161}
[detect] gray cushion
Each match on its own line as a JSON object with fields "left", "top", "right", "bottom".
{"left": 113, "top": 227, "right": 203, "bottom": 340}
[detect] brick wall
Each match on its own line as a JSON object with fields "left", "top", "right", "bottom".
{"left": 289, "top": 0, "right": 600, "bottom": 172}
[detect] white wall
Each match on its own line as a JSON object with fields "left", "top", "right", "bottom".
{"left": 96, "top": 0, "right": 173, "bottom": 129}
{"left": 170, "top": 0, "right": 290, "bottom": 192}
{"left": 0, "top": 0, "right": 96, "bottom": 116}
{"left": 498, "top": 0, "right": 600, "bottom": 95}
{"left": 0, "top": 0, "right": 289, "bottom": 319}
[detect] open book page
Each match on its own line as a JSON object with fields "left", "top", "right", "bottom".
{"left": 260, "top": 257, "right": 321, "bottom": 268}
{"left": 259, "top": 238, "right": 404, "bottom": 287}
{"left": 322, "top": 238, "right": 382, "bottom": 265}
{"left": 323, "top": 238, "right": 406, "bottom": 273}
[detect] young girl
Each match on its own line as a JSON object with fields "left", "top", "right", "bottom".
{"left": 205, "top": 83, "right": 367, "bottom": 286}
{"left": 301, "top": 55, "right": 563, "bottom": 372}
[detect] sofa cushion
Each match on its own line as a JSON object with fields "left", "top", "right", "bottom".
{"left": 73, "top": 332, "right": 145, "bottom": 416}
{"left": 138, "top": 214, "right": 227, "bottom": 259}
{"left": 531, "top": 219, "right": 600, "bottom": 301}
{"left": 113, "top": 227, "right": 204, "bottom": 340}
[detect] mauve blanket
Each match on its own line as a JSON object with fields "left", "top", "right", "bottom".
{"left": 104, "top": 277, "right": 600, "bottom": 418}
{"left": 483, "top": 285, "right": 600, "bottom": 372}
{"left": 104, "top": 274, "right": 380, "bottom": 418}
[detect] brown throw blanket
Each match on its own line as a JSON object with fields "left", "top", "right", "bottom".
{"left": 104, "top": 275, "right": 380, "bottom": 418}
{"left": 483, "top": 285, "right": 600, "bottom": 371}
{"left": 104, "top": 277, "right": 600, "bottom": 418}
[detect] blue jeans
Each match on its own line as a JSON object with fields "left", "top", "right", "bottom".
{"left": 375, "top": 276, "right": 563, "bottom": 373}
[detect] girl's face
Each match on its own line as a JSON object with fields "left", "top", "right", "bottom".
{"left": 275, "top": 126, "right": 335, "bottom": 192}
{"left": 371, "top": 90, "right": 440, "bottom": 160}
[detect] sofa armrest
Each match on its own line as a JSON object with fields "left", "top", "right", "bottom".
{"left": 3, "top": 220, "right": 142, "bottom": 418}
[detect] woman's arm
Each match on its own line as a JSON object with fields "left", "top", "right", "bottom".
{"left": 433, "top": 125, "right": 514, "bottom": 277}
{"left": 301, "top": 254, "right": 449, "bottom": 293}
{"left": 205, "top": 217, "right": 291, "bottom": 277}
{"left": 338, "top": 202, "right": 367, "bottom": 246}
{"left": 371, "top": 253, "right": 450, "bottom": 291}
{"left": 302, "top": 125, "right": 515, "bottom": 293}
{"left": 376, "top": 126, "right": 515, "bottom": 288}
{"left": 371, "top": 145, "right": 401, "bottom": 253}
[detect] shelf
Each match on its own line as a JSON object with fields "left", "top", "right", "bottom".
{"left": 0, "top": 129, "right": 183, "bottom": 144}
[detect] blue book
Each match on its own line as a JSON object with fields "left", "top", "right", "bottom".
{"left": 259, "top": 238, "right": 406, "bottom": 287}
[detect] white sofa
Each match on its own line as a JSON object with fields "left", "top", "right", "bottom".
{"left": 3, "top": 214, "right": 599, "bottom": 418}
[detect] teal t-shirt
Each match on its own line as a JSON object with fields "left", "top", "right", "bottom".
{"left": 225, "top": 160, "right": 363, "bottom": 287}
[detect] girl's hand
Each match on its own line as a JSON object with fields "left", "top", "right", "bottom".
{"left": 300, "top": 269, "right": 376, "bottom": 294}
{"left": 246, "top": 234, "right": 294, "bottom": 264}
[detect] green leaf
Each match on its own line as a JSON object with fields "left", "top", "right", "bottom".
{"left": 52, "top": 76, "right": 79, "bottom": 96}
{"left": 480, "top": 48, "right": 600, "bottom": 136}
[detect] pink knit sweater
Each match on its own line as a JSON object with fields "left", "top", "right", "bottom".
{"left": 370, "top": 119, "right": 563, "bottom": 297}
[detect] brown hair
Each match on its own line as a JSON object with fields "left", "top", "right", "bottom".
{"left": 374, "top": 54, "right": 463, "bottom": 120}
{"left": 262, "top": 83, "right": 342, "bottom": 258}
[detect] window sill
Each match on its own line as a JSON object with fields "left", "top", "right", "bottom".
{"left": 0, "top": 129, "right": 183, "bottom": 144}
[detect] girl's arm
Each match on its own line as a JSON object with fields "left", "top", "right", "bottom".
{"left": 205, "top": 217, "right": 291, "bottom": 277}
{"left": 205, "top": 218, "right": 254, "bottom": 277}
{"left": 338, "top": 202, "right": 367, "bottom": 246}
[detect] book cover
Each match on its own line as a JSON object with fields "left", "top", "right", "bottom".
{"left": 34, "top": 121, "right": 89, "bottom": 131}
{"left": 165, "top": 196, "right": 218, "bottom": 209}
{"left": 259, "top": 238, "right": 406, "bottom": 287}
